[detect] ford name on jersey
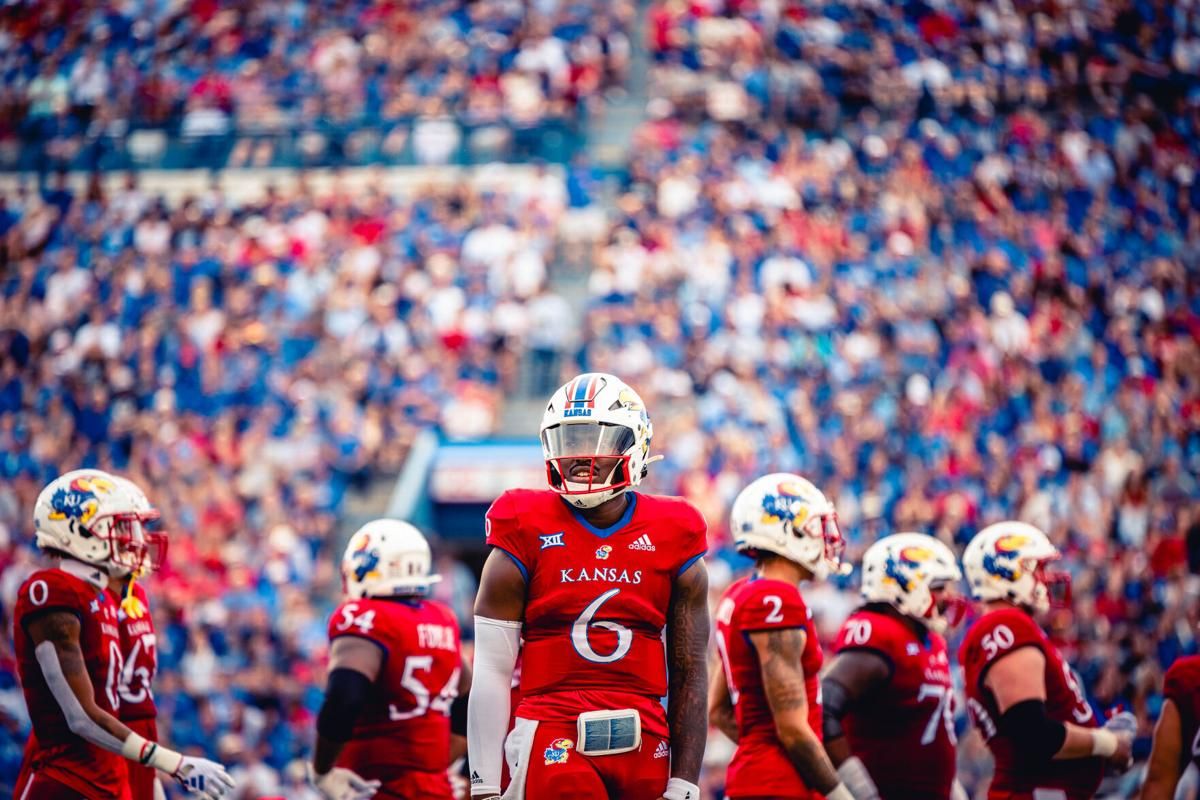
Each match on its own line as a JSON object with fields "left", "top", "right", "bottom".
{"left": 560, "top": 567, "right": 643, "bottom": 584}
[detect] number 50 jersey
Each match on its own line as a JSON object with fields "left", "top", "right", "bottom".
{"left": 485, "top": 489, "right": 708, "bottom": 738}
{"left": 326, "top": 595, "right": 462, "bottom": 776}
{"left": 960, "top": 607, "right": 1102, "bottom": 799}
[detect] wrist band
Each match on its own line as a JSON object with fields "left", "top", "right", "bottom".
{"left": 1091, "top": 729, "right": 1118, "bottom": 757}
{"left": 122, "top": 732, "right": 185, "bottom": 775}
{"left": 826, "top": 784, "right": 855, "bottom": 800}
{"left": 664, "top": 778, "right": 701, "bottom": 800}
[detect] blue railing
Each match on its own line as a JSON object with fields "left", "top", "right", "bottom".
{"left": 3, "top": 116, "right": 586, "bottom": 173}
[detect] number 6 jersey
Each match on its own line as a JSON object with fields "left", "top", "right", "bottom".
{"left": 485, "top": 489, "right": 708, "bottom": 739}
{"left": 960, "top": 607, "right": 1103, "bottom": 799}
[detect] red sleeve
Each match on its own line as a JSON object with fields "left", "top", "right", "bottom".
{"left": 675, "top": 499, "right": 709, "bottom": 576}
{"left": 1164, "top": 659, "right": 1198, "bottom": 708}
{"left": 833, "top": 612, "right": 898, "bottom": 663}
{"left": 485, "top": 490, "right": 534, "bottom": 582}
{"left": 15, "top": 571, "right": 86, "bottom": 630}
{"left": 328, "top": 599, "right": 391, "bottom": 656}
{"left": 737, "top": 582, "right": 809, "bottom": 633}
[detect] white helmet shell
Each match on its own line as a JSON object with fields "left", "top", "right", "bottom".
{"left": 342, "top": 519, "right": 441, "bottom": 599}
{"left": 539, "top": 373, "right": 655, "bottom": 509}
{"left": 730, "top": 473, "right": 844, "bottom": 581}
{"left": 861, "top": 532, "right": 962, "bottom": 631}
{"left": 963, "top": 521, "right": 1061, "bottom": 613}
{"left": 34, "top": 469, "right": 148, "bottom": 574}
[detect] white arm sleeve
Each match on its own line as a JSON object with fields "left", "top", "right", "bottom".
{"left": 467, "top": 616, "right": 521, "bottom": 797}
{"left": 35, "top": 640, "right": 126, "bottom": 753}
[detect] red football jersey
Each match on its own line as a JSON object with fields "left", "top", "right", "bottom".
{"left": 1164, "top": 655, "right": 1200, "bottom": 773}
{"left": 327, "top": 596, "right": 462, "bottom": 777}
{"left": 14, "top": 565, "right": 128, "bottom": 800}
{"left": 715, "top": 576, "right": 823, "bottom": 800}
{"left": 485, "top": 489, "right": 708, "bottom": 739}
{"left": 960, "top": 607, "right": 1102, "bottom": 799}
{"left": 113, "top": 582, "right": 158, "bottom": 721}
{"left": 832, "top": 607, "right": 955, "bottom": 799}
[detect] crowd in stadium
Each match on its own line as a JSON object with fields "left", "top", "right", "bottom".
{"left": 1, "top": 0, "right": 1200, "bottom": 797}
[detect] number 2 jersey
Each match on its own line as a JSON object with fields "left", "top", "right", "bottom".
{"left": 960, "top": 607, "right": 1102, "bottom": 799}
{"left": 714, "top": 576, "right": 823, "bottom": 800}
{"left": 326, "top": 595, "right": 462, "bottom": 779}
{"left": 14, "top": 564, "right": 128, "bottom": 800}
{"left": 485, "top": 489, "right": 708, "bottom": 739}
{"left": 831, "top": 607, "right": 955, "bottom": 799}
{"left": 1164, "top": 655, "right": 1200, "bottom": 774}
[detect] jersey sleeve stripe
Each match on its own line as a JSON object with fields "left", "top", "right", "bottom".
{"left": 493, "top": 546, "right": 529, "bottom": 582}
{"left": 677, "top": 552, "right": 705, "bottom": 576}
{"left": 329, "top": 632, "right": 391, "bottom": 661}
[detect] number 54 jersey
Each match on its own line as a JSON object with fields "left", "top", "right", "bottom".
{"left": 485, "top": 489, "right": 708, "bottom": 738}
{"left": 960, "top": 607, "right": 1102, "bottom": 799}
{"left": 326, "top": 595, "right": 462, "bottom": 778}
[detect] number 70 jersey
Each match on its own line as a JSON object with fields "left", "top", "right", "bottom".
{"left": 327, "top": 596, "right": 462, "bottom": 773}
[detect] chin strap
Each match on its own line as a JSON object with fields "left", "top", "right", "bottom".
{"left": 120, "top": 569, "right": 148, "bottom": 620}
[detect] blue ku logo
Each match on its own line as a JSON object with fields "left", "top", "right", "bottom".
{"left": 349, "top": 534, "right": 381, "bottom": 582}
{"left": 48, "top": 474, "right": 117, "bottom": 527}
{"left": 544, "top": 737, "right": 574, "bottom": 766}
{"left": 595, "top": 545, "right": 612, "bottom": 560}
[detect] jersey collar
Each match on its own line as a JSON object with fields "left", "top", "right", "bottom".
{"left": 59, "top": 558, "right": 110, "bottom": 591}
{"left": 565, "top": 492, "right": 638, "bottom": 539}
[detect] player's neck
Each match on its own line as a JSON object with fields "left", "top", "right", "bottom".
{"left": 574, "top": 492, "right": 630, "bottom": 528}
{"left": 756, "top": 555, "right": 809, "bottom": 586}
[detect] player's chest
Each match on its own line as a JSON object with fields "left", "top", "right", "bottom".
{"left": 529, "top": 529, "right": 674, "bottom": 592}
{"left": 891, "top": 643, "right": 952, "bottom": 702}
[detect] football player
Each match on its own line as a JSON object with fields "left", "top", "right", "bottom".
{"left": 709, "top": 473, "right": 855, "bottom": 800}
{"left": 468, "top": 373, "right": 710, "bottom": 800}
{"left": 1140, "top": 654, "right": 1200, "bottom": 799}
{"left": 110, "top": 477, "right": 168, "bottom": 800}
{"left": 311, "top": 519, "right": 471, "bottom": 800}
{"left": 960, "top": 521, "right": 1132, "bottom": 799}
{"left": 820, "top": 533, "right": 964, "bottom": 800}
{"left": 13, "top": 469, "right": 233, "bottom": 800}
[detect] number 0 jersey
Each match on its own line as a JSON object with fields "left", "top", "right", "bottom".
{"left": 715, "top": 576, "right": 824, "bottom": 800}
{"left": 960, "top": 607, "right": 1102, "bottom": 799}
{"left": 1164, "top": 655, "right": 1200, "bottom": 774}
{"left": 14, "top": 564, "right": 128, "bottom": 800}
{"left": 485, "top": 489, "right": 708, "bottom": 738}
{"left": 831, "top": 607, "right": 955, "bottom": 799}
{"left": 327, "top": 596, "right": 462, "bottom": 776}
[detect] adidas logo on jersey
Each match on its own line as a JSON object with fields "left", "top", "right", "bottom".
{"left": 628, "top": 534, "right": 655, "bottom": 552}
{"left": 653, "top": 739, "right": 670, "bottom": 759}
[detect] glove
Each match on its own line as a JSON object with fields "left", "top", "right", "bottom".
{"left": 175, "top": 756, "right": 236, "bottom": 799}
{"left": 309, "top": 764, "right": 381, "bottom": 800}
{"left": 836, "top": 756, "right": 882, "bottom": 800}
{"left": 1104, "top": 711, "right": 1137, "bottom": 736}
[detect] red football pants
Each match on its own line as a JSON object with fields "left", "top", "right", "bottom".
{"left": 365, "top": 767, "right": 452, "bottom": 800}
{"left": 124, "top": 718, "right": 159, "bottom": 800}
{"left": 505, "top": 719, "right": 670, "bottom": 800}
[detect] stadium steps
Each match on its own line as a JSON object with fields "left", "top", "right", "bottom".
{"left": 586, "top": 0, "right": 653, "bottom": 168}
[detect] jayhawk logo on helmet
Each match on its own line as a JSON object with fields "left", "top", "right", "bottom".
{"left": 47, "top": 475, "right": 117, "bottom": 527}
{"left": 760, "top": 481, "right": 811, "bottom": 532}
{"left": 349, "top": 534, "right": 381, "bottom": 583}
{"left": 884, "top": 545, "right": 933, "bottom": 592}
{"left": 982, "top": 534, "right": 1029, "bottom": 581}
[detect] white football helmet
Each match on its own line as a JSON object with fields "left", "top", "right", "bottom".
{"left": 34, "top": 469, "right": 154, "bottom": 574}
{"left": 342, "top": 519, "right": 441, "bottom": 599}
{"left": 963, "top": 521, "right": 1067, "bottom": 614}
{"left": 108, "top": 476, "right": 168, "bottom": 577}
{"left": 730, "top": 473, "right": 845, "bottom": 580}
{"left": 540, "top": 373, "right": 656, "bottom": 509}
{"left": 861, "top": 533, "right": 962, "bottom": 633}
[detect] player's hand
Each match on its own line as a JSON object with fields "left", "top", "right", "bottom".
{"left": 310, "top": 765, "right": 381, "bottom": 800}
{"left": 1102, "top": 711, "right": 1136, "bottom": 770}
{"left": 174, "top": 755, "right": 236, "bottom": 799}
